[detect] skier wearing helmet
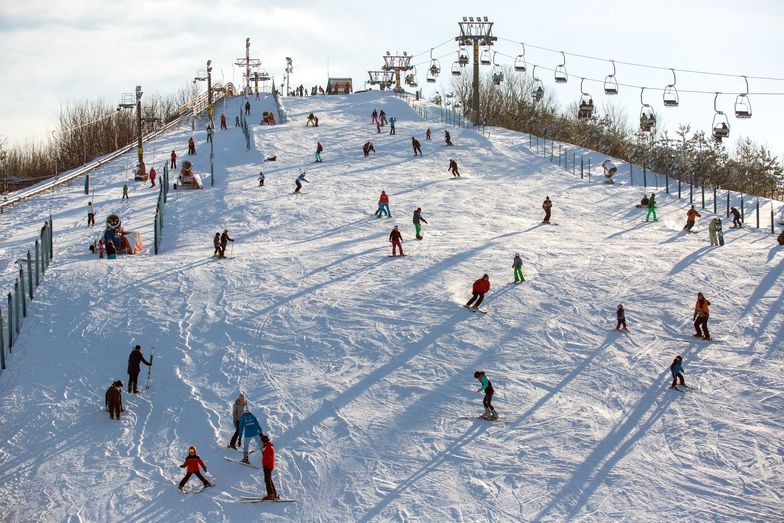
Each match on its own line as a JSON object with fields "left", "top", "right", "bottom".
{"left": 178, "top": 446, "right": 211, "bottom": 490}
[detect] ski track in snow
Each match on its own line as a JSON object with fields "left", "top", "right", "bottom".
{"left": 0, "top": 91, "right": 782, "bottom": 522}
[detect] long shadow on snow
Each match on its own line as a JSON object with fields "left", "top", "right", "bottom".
{"left": 667, "top": 245, "right": 713, "bottom": 276}
{"left": 736, "top": 257, "right": 784, "bottom": 356}
{"left": 105, "top": 258, "right": 215, "bottom": 300}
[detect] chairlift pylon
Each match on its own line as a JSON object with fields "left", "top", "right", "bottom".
{"left": 577, "top": 78, "right": 594, "bottom": 119}
{"left": 480, "top": 48, "right": 492, "bottom": 66}
{"left": 663, "top": 68, "right": 679, "bottom": 108}
{"left": 514, "top": 43, "right": 527, "bottom": 73}
{"left": 531, "top": 65, "right": 544, "bottom": 102}
{"left": 712, "top": 92, "right": 730, "bottom": 141}
{"left": 554, "top": 51, "right": 568, "bottom": 83}
{"left": 639, "top": 87, "right": 656, "bottom": 132}
{"left": 734, "top": 75, "right": 752, "bottom": 119}
{"left": 604, "top": 60, "right": 618, "bottom": 95}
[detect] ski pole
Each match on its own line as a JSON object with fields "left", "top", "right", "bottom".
{"left": 145, "top": 346, "right": 155, "bottom": 390}
{"left": 230, "top": 242, "right": 234, "bottom": 257}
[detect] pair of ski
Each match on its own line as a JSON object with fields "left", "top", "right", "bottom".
{"left": 236, "top": 496, "right": 295, "bottom": 504}
{"left": 463, "top": 305, "right": 487, "bottom": 314}
{"left": 458, "top": 415, "right": 504, "bottom": 422}
{"left": 670, "top": 384, "right": 695, "bottom": 393}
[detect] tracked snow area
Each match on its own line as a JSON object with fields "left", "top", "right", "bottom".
{"left": 0, "top": 91, "right": 781, "bottom": 522}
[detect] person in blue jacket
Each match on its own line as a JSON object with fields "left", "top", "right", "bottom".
{"left": 670, "top": 355, "right": 686, "bottom": 389}
{"left": 295, "top": 171, "right": 309, "bottom": 193}
{"left": 474, "top": 371, "right": 498, "bottom": 420}
{"left": 238, "top": 407, "right": 264, "bottom": 463}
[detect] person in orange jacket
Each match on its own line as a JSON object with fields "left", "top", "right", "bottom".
{"left": 188, "top": 137, "right": 196, "bottom": 155}
{"left": 261, "top": 434, "right": 279, "bottom": 500}
{"left": 684, "top": 206, "right": 701, "bottom": 231}
{"left": 465, "top": 274, "right": 490, "bottom": 310}
{"left": 692, "top": 292, "right": 711, "bottom": 340}
{"left": 178, "top": 445, "right": 211, "bottom": 490}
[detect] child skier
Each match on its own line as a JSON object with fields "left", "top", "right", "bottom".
{"left": 149, "top": 167, "right": 157, "bottom": 187}
{"left": 178, "top": 445, "right": 211, "bottom": 490}
{"left": 188, "top": 137, "right": 196, "bottom": 155}
{"left": 87, "top": 201, "right": 95, "bottom": 227}
{"left": 388, "top": 117, "right": 396, "bottom": 135}
{"left": 413, "top": 208, "right": 427, "bottom": 239}
{"left": 213, "top": 233, "right": 221, "bottom": 257}
{"left": 542, "top": 196, "right": 552, "bottom": 224}
{"left": 646, "top": 193, "right": 657, "bottom": 222}
{"left": 295, "top": 171, "right": 309, "bottom": 193}
{"left": 465, "top": 274, "right": 490, "bottom": 310}
{"left": 615, "top": 304, "right": 628, "bottom": 331}
{"left": 389, "top": 226, "right": 404, "bottom": 256}
{"left": 238, "top": 407, "right": 264, "bottom": 464}
{"left": 412, "top": 137, "right": 422, "bottom": 156}
{"left": 258, "top": 171, "right": 265, "bottom": 187}
{"left": 315, "top": 142, "right": 323, "bottom": 162}
{"left": 122, "top": 184, "right": 129, "bottom": 201}
{"left": 425, "top": 128, "right": 431, "bottom": 140}
{"left": 448, "top": 159, "right": 460, "bottom": 177}
{"left": 170, "top": 150, "right": 177, "bottom": 169}
{"left": 474, "top": 371, "right": 498, "bottom": 420}
{"left": 261, "top": 434, "right": 279, "bottom": 500}
{"left": 512, "top": 253, "right": 525, "bottom": 283}
{"left": 670, "top": 355, "right": 686, "bottom": 389}
{"left": 693, "top": 292, "right": 711, "bottom": 340}
{"left": 105, "top": 380, "right": 124, "bottom": 420}
{"left": 375, "top": 191, "right": 391, "bottom": 218}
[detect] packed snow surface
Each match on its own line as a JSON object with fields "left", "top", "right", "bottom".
{"left": 0, "top": 91, "right": 782, "bottom": 522}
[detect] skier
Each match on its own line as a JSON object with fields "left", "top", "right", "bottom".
{"left": 315, "top": 142, "right": 323, "bottom": 162}
{"left": 693, "top": 292, "right": 711, "bottom": 340}
{"left": 238, "top": 407, "right": 264, "bottom": 463}
{"left": 646, "top": 192, "right": 657, "bottom": 222}
{"left": 730, "top": 207, "right": 742, "bottom": 228}
{"left": 127, "top": 345, "right": 152, "bottom": 394}
{"left": 542, "top": 196, "right": 552, "bottom": 224}
{"left": 444, "top": 130, "right": 453, "bottom": 146}
{"left": 258, "top": 171, "right": 265, "bottom": 186}
{"left": 105, "top": 240, "right": 117, "bottom": 260}
{"left": 638, "top": 194, "right": 649, "bottom": 208}
{"left": 220, "top": 229, "right": 234, "bottom": 258}
{"left": 448, "top": 159, "right": 460, "bottom": 177}
{"left": 363, "top": 141, "right": 375, "bottom": 157}
{"left": 669, "top": 355, "right": 686, "bottom": 389}
{"left": 295, "top": 171, "right": 309, "bottom": 193}
{"left": 87, "top": 201, "right": 95, "bottom": 227}
{"left": 188, "top": 137, "right": 196, "bottom": 155}
{"left": 389, "top": 225, "right": 404, "bottom": 256}
{"left": 261, "top": 434, "right": 279, "bottom": 500}
{"left": 105, "top": 380, "right": 124, "bottom": 420}
{"left": 376, "top": 120, "right": 381, "bottom": 134}
{"left": 379, "top": 110, "right": 387, "bottom": 126}
{"left": 684, "top": 206, "right": 701, "bottom": 231}
{"left": 371, "top": 109, "right": 378, "bottom": 124}
{"left": 213, "top": 233, "right": 221, "bottom": 257}
{"left": 425, "top": 128, "right": 431, "bottom": 141}
{"left": 614, "top": 304, "right": 628, "bottom": 331}
{"left": 178, "top": 445, "right": 211, "bottom": 490}
{"left": 464, "top": 274, "right": 490, "bottom": 310}
{"left": 388, "top": 117, "right": 396, "bottom": 135}
{"left": 122, "top": 184, "right": 129, "bottom": 201}
{"left": 229, "top": 393, "right": 247, "bottom": 449}
{"left": 170, "top": 150, "right": 177, "bottom": 169}
{"left": 412, "top": 137, "right": 422, "bottom": 156}
{"left": 149, "top": 167, "right": 157, "bottom": 188}
{"left": 244, "top": 100, "right": 251, "bottom": 116}
{"left": 306, "top": 113, "right": 318, "bottom": 127}
{"left": 375, "top": 191, "right": 391, "bottom": 218}
{"left": 206, "top": 125, "right": 214, "bottom": 143}
{"left": 474, "top": 371, "right": 498, "bottom": 420}
{"left": 413, "top": 207, "right": 427, "bottom": 239}
{"left": 512, "top": 253, "right": 525, "bottom": 283}
{"left": 220, "top": 113, "right": 227, "bottom": 130}
{"left": 708, "top": 217, "right": 721, "bottom": 246}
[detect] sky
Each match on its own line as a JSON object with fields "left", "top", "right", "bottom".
{"left": 1, "top": 0, "right": 783, "bottom": 157}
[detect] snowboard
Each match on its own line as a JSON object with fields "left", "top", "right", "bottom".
{"left": 224, "top": 456, "right": 260, "bottom": 469}
{"left": 236, "top": 497, "right": 295, "bottom": 503}
{"left": 508, "top": 281, "right": 525, "bottom": 284}
{"left": 458, "top": 416, "right": 504, "bottom": 422}
{"left": 463, "top": 305, "right": 487, "bottom": 314}
{"left": 718, "top": 230, "right": 725, "bottom": 246}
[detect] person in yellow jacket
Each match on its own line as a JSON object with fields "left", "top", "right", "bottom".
{"left": 693, "top": 292, "right": 711, "bottom": 340}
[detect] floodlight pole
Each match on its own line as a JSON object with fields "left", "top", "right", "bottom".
{"left": 135, "top": 86, "right": 144, "bottom": 173}
{"left": 207, "top": 60, "right": 213, "bottom": 125}
{"left": 456, "top": 17, "right": 496, "bottom": 126}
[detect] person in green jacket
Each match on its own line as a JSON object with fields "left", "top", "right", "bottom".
{"left": 645, "top": 192, "right": 656, "bottom": 222}
{"left": 512, "top": 253, "right": 525, "bottom": 283}
{"left": 122, "top": 183, "right": 129, "bottom": 201}
{"left": 474, "top": 371, "right": 498, "bottom": 420}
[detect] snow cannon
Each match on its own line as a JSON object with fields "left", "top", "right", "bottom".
{"left": 134, "top": 161, "right": 149, "bottom": 182}
{"left": 174, "top": 160, "right": 203, "bottom": 190}
{"left": 103, "top": 214, "right": 143, "bottom": 255}
{"left": 602, "top": 160, "right": 618, "bottom": 184}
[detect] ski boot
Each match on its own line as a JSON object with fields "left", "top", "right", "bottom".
{"left": 481, "top": 408, "right": 493, "bottom": 420}
{"left": 241, "top": 452, "right": 249, "bottom": 464}
{"left": 490, "top": 409, "right": 499, "bottom": 420}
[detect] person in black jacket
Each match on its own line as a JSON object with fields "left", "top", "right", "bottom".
{"left": 413, "top": 208, "right": 428, "bottom": 239}
{"left": 213, "top": 233, "right": 221, "bottom": 257}
{"left": 730, "top": 207, "right": 742, "bottom": 228}
{"left": 220, "top": 229, "right": 234, "bottom": 257}
{"left": 412, "top": 137, "right": 422, "bottom": 156}
{"left": 105, "top": 380, "right": 124, "bottom": 419}
{"left": 127, "top": 345, "right": 152, "bottom": 394}
{"left": 448, "top": 159, "right": 460, "bottom": 177}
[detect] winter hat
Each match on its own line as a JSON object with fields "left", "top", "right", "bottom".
{"left": 188, "top": 445, "right": 196, "bottom": 453}
{"left": 473, "top": 371, "right": 484, "bottom": 379}
{"left": 114, "top": 380, "right": 123, "bottom": 387}
{"left": 134, "top": 345, "right": 141, "bottom": 351}
{"left": 261, "top": 434, "right": 270, "bottom": 443}
{"left": 617, "top": 304, "right": 623, "bottom": 309}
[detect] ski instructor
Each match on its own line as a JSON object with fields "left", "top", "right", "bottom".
{"left": 127, "top": 345, "right": 152, "bottom": 394}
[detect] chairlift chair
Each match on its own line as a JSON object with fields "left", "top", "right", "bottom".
{"left": 639, "top": 87, "right": 656, "bottom": 132}
{"left": 514, "top": 44, "right": 527, "bottom": 72}
{"left": 491, "top": 53, "right": 503, "bottom": 85}
{"left": 663, "top": 68, "right": 679, "bottom": 107}
{"left": 458, "top": 48, "right": 469, "bottom": 67}
{"left": 452, "top": 61, "right": 462, "bottom": 76}
{"left": 480, "top": 49, "right": 492, "bottom": 66}
{"left": 577, "top": 78, "right": 594, "bottom": 119}
{"left": 531, "top": 65, "right": 545, "bottom": 102}
{"left": 426, "top": 69, "right": 437, "bottom": 83}
{"left": 406, "top": 71, "right": 418, "bottom": 88}
{"left": 428, "top": 48, "right": 440, "bottom": 78}
{"left": 712, "top": 92, "right": 730, "bottom": 141}
{"left": 554, "top": 51, "right": 568, "bottom": 83}
{"left": 734, "top": 76, "right": 752, "bottom": 118}
{"left": 604, "top": 60, "right": 618, "bottom": 95}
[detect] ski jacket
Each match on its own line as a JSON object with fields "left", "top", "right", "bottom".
{"left": 687, "top": 208, "right": 701, "bottom": 220}
{"left": 413, "top": 210, "right": 427, "bottom": 225}
{"left": 640, "top": 197, "right": 649, "bottom": 207}
{"left": 449, "top": 160, "right": 458, "bottom": 171}
{"left": 472, "top": 278, "right": 490, "bottom": 294}
{"left": 477, "top": 373, "right": 492, "bottom": 392}
{"left": 182, "top": 454, "right": 206, "bottom": 473}
{"left": 617, "top": 307, "right": 625, "bottom": 321}
{"left": 296, "top": 174, "right": 308, "bottom": 183}
{"left": 513, "top": 256, "right": 522, "bottom": 269}
{"left": 412, "top": 138, "right": 421, "bottom": 149}
{"left": 648, "top": 196, "right": 656, "bottom": 209}
{"left": 220, "top": 232, "right": 234, "bottom": 246}
{"left": 316, "top": 143, "right": 323, "bottom": 153}
{"left": 105, "top": 385, "right": 122, "bottom": 408}
{"left": 149, "top": 169, "right": 156, "bottom": 180}
{"left": 389, "top": 228, "right": 403, "bottom": 242}
{"left": 670, "top": 360, "right": 683, "bottom": 376}
{"left": 542, "top": 199, "right": 552, "bottom": 211}
{"left": 694, "top": 298, "right": 710, "bottom": 317}
{"left": 709, "top": 219, "right": 719, "bottom": 232}
{"left": 213, "top": 235, "right": 220, "bottom": 249}
{"left": 731, "top": 208, "right": 741, "bottom": 219}
{"left": 88, "top": 203, "right": 94, "bottom": 216}
{"left": 171, "top": 151, "right": 177, "bottom": 160}
{"left": 232, "top": 399, "right": 247, "bottom": 424}
{"left": 389, "top": 118, "right": 396, "bottom": 127}
{"left": 127, "top": 349, "right": 151, "bottom": 374}
{"left": 262, "top": 441, "right": 275, "bottom": 469}
{"left": 239, "top": 411, "right": 263, "bottom": 438}
{"left": 379, "top": 193, "right": 389, "bottom": 204}
{"left": 245, "top": 102, "right": 251, "bottom": 111}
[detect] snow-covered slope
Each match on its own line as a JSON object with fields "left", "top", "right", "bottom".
{"left": 0, "top": 91, "right": 781, "bottom": 522}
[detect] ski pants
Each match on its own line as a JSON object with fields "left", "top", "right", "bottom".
{"left": 391, "top": 239, "right": 404, "bottom": 256}
{"left": 376, "top": 204, "right": 390, "bottom": 217}
{"left": 389, "top": 127, "right": 395, "bottom": 135}
{"left": 128, "top": 371, "right": 140, "bottom": 393}
{"left": 371, "top": 115, "right": 378, "bottom": 124}
{"left": 230, "top": 421, "right": 242, "bottom": 448}
{"left": 295, "top": 181, "right": 303, "bottom": 192}
{"left": 514, "top": 267, "right": 524, "bottom": 282}
{"left": 415, "top": 224, "right": 422, "bottom": 238}
{"left": 733, "top": 217, "right": 742, "bottom": 228}
{"left": 694, "top": 314, "right": 710, "bottom": 338}
{"left": 482, "top": 386, "right": 495, "bottom": 410}
{"left": 615, "top": 319, "right": 627, "bottom": 330}
{"left": 671, "top": 372, "right": 685, "bottom": 388}
{"left": 684, "top": 219, "right": 695, "bottom": 231}
{"left": 466, "top": 292, "right": 485, "bottom": 308}
{"left": 179, "top": 470, "right": 209, "bottom": 488}
{"left": 264, "top": 468, "right": 278, "bottom": 498}
{"left": 315, "top": 152, "right": 322, "bottom": 162}
{"left": 243, "top": 434, "right": 261, "bottom": 453}
{"left": 88, "top": 213, "right": 95, "bottom": 227}
{"left": 413, "top": 146, "right": 421, "bottom": 156}
{"left": 171, "top": 158, "right": 176, "bottom": 169}
{"left": 543, "top": 210, "right": 551, "bottom": 223}
{"left": 451, "top": 168, "right": 459, "bottom": 177}
{"left": 108, "top": 398, "right": 122, "bottom": 420}
{"left": 709, "top": 229, "right": 718, "bottom": 245}
{"left": 646, "top": 207, "right": 656, "bottom": 221}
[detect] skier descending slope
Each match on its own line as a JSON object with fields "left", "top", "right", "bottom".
{"left": 178, "top": 446, "right": 211, "bottom": 491}
{"left": 693, "top": 292, "right": 711, "bottom": 340}
{"left": 669, "top": 355, "right": 686, "bottom": 390}
{"left": 542, "top": 196, "right": 553, "bottom": 224}
{"left": 389, "top": 226, "right": 404, "bottom": 257}
{"left": 615, "top": 304, "right": 629, "bottom": 331}
{"left": 512, "top": 253, "right": 525, "bottom": 283}
{"left": 448, "top": 159, "right": 460, "bottom": 177}
{"left": 474, "top": 371, "right": 498, "bottom": 420}
{"left": 375, "top": 191, "right": 391, "bottom": 218}
{"left": 412, "top": 137, "right": 422, "bottom": 156}
{"left": 413, "top": 208, "right": 428, "bottom": 239}
{"left": 295, "top": 171, "right": 309, "bottom": 193}
{"left": 464, "top": 274, "right": 490, "bottom": 312}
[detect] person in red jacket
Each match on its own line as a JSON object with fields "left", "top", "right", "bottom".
{"left": 465, "top": 274, "right": 490, "bottom": 309}
{"left": 170, "top": 150, "right": 177, "bottom": 169}
{"left": 149, "top": 167, "right": 157, "bottom": 188}
{"left": 375, "top": 191, "right": 391, "bottom": 217}
{"left": 178, "top": 445, "right": 211, "bottom": 490}
{"left": 261, "top": 434, "right": 279, "bottom": 500}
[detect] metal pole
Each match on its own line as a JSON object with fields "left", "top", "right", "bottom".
{"left": 689, "top": 174, "right": 693, "bottom": 204}
{"left": 588, "top": 158, "right": 591, "bottom": 182}
{"left": 726, "top": 191, "right": 730, "bottom": 217}
{"left": 27, "top": 251, "right": 33, "bottom": 300}
{"left": 665, "top": 171, "right": 669, "bottom": 194}
{"left": 580, "top": 156, "right": 584, "bottom": 179}
{"left": 701, "top": 184, "right": 705, "bottom": 210}
{"left": 756, "top": 199, "right": 760, "bottom": 228}
{"left": 713, "top": 188, "right": 717, "bottom": 214}
{"left": 643, "top": 163, "right": 647, "bottom": 188}
{"left": 472, "top": 40, "right": 480, "bottom": 126}
{"left": 772, "top": 206, "right": 775, "bottom": 234}
{"left": 630, "top": 164, "right": 634, "bottom": 186}
{"left": 572, "top": 152, "right": 576, "bottom": 175}
{"left": 18, "top": 268, "right": 26, "bottom": 318}
{"left": 35, "top": 240, "right": 40, "bottom": 286}
{"left": 14, "top": 281, "right": 20, "bottom": 334}
{"left": 7, "top": 293, "right": 12, "bottom": 351}
{"left": 678, "top": 176, "right": 681, "bottom": 199}
{"left": 0, "top": 307, "right": 5, "bottom": 369}
{"left": 741, "top": 195, "right": 745, "bottom": 222}
{"left": 48, "top": 215, "right": 53, "bottom": 260}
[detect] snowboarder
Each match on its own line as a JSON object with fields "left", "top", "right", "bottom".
{"left": 465, "top": 274, "right": 490, "bottom": 310}
{"left": 388, "top": 117, "right": 396, "bottom": 135}
{"left": 238, "top": 407, "right": 264, "bottom": 463}
{"left": 105, "top": 380, "right": 124, "bottom": 420}
{"left": 444, "top": 130, "right": 453, "bottom": 146}
{"left": 188, "top": 137, "right": 196, "bottom": 155}
{"left": 692, "top": 292, "right": 711, "bottom": 340}
{"left": 87, "top": 201, "right": 95, "bottom": 227}
{"left": 646, "top": 193, "right": 657, "bottom": 222}
{"left": 684, "top": 206, "right": 701, "bottom": 231}
{"left": 220, "top": 113, "right": 227, "bottom": 130}
{"left": 170, "top": 150, "right": 177, "bottom": 169}
{"left": 371, "top": 109, "right": 378, "bottom": 124}
{"left": 229, "top": 393, "right": 247, "bottom": 449}
{"left": 178, "top": 446, "right": 211, "bottom": 490}
{"left": 213, "top": 233, "right": 221, "bottom": 257}
{"left": 220, "top": 229, "right": 234, "bottom": 258}
{"left": 512, "top": 253, "right": 525, "bottom": 283}
{"left": 614, "top": 304, "right": 628, "bottom": 331}
{"left": 122, "top": 184, "right": 129, "bottom": 201}
{"left": 448, "top": 159, "right": 460, "bottom": 177}
{"left": 389, "top": 226, "right": 404, "bottom": 256}
{"left": 235, "top": 115, "right": 240, "bottom": 127}
{"left": 295, "top": 171, "right": 309, "bottom": 193}
{"left": 669, "top": 355, "right": 686, "bottom": 389}
{"left": 127, "top": 345, "right": 152, "bottom": 394}
{"left": 379, "top": 110, "right": 387, "bottom": 126}
{"left": 206, "top": 125, "right": 214, "bottom": 143}
{"left": 425, "top": 128, "right": 431, "bottom": 141}
{"left": 258, "top": 171, "right": 265, "bottom": 186}
{"left": 315, "top": 142, "right": 323, "bottom": 162}
{"left": 708, "top": 217, "right": 721, "bottom": 246}
{"left": 149, "top": 167, "right": 157, "bottom": 188}
{"left": 244, "top": 100, "right": 251, "bottom": 116}
{"left": 261, "top": 434, "right": 279, "bottom": 500}
{"left": 730, "top": 207, "right": 742, "bottom": 228}
{"left": 363, "top": 141, "right": 375, "bottom": 157}
{"left": 412, "top": 137, "right": 422, "bottom": 156}
{"left": 474, "top": 371, "right": 498, "bottom": 420}
{"left": 413, "top": 208, "right": 427, "bottom": 239}
{"left": 375, "top": 191, "right": 391, "bottom": 218}
{"left": 542, "top": 196, "right": 552, "bottom": 224}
